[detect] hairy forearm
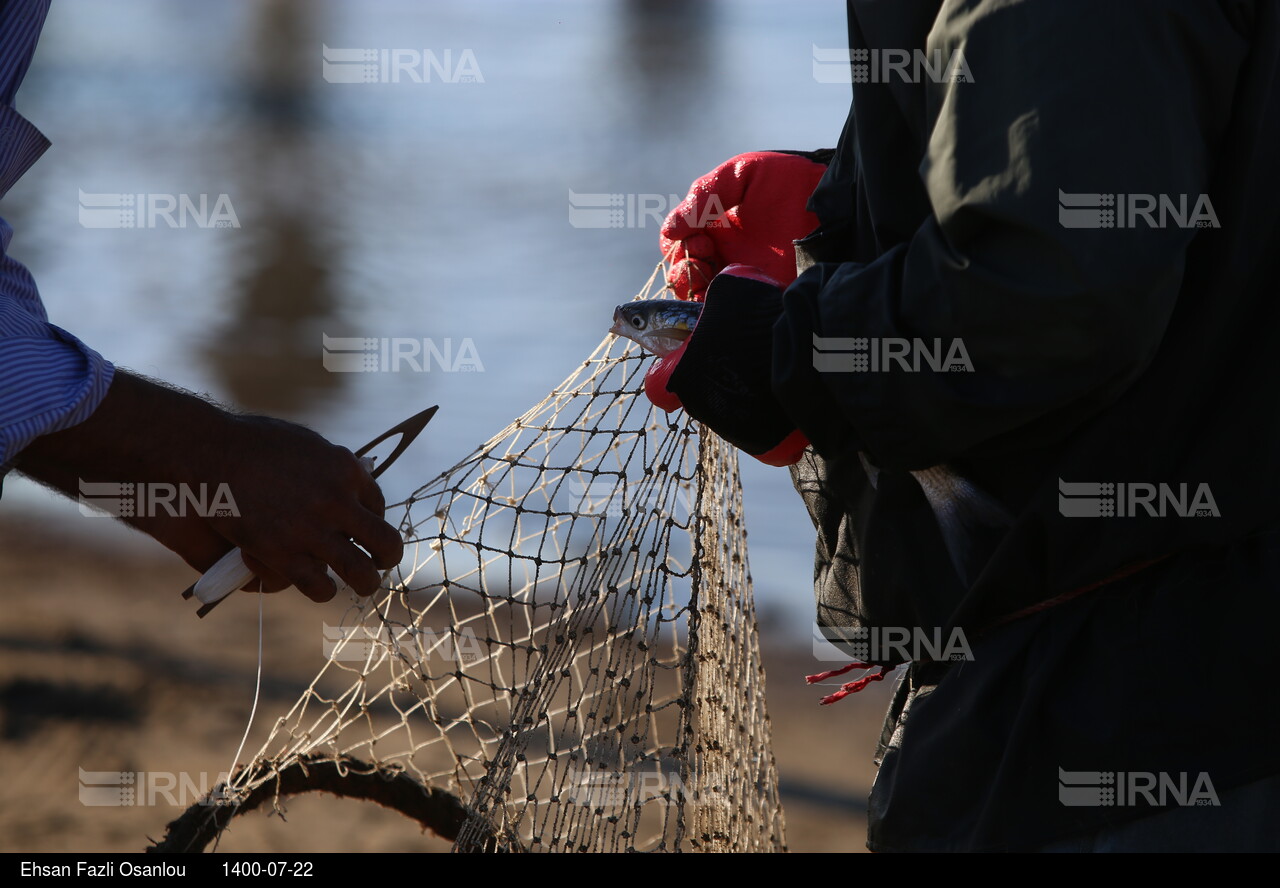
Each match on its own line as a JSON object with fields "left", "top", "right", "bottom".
{"left": 10, "top": 367, "right": 401, "bottom": 600}
{"left": 12, "top": 369, "right": 234, "bottom": 494}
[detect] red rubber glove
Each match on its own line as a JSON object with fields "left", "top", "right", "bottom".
{"left": 660, "top": 151, "right": 828, "bottom": 302}
{"left": 644, "top": 265, "right": 810, "bottom": 468}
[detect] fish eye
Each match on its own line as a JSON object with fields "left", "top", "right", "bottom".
{"left": 630, "top": 317, "right": 645, "bottom": 329}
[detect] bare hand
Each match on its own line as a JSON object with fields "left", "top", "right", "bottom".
{"left": 14, "top": 371, "right": 405, "bottom": 601}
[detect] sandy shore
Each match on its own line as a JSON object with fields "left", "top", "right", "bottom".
{"left": 0, "top": 511, "right": 889, "bottom": 853}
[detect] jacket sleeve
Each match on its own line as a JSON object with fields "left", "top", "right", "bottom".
{"left": 773, "top": 0, "right": 1249, "bottom": 470}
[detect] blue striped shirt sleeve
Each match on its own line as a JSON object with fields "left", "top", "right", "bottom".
{"left": 0, "top": 261, "right": 115, "bottom": 467}
{"left": 0, "top": 0, "right": 115, "bottom": 471}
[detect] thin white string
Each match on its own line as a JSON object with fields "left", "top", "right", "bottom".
{"left": 224, "top": 581, "right": 264, "bottom": 794}
{"left": 221, "top": 459, "right": 374, "bottom": 796}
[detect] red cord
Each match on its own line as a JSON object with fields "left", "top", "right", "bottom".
{"left": 805, "top": 662, "right": 890, "bottom": 705}
{"left": 805, "top": 558, "right": 1171, "bottom": 707}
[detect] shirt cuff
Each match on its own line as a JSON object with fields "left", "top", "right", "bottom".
{"left": 0, "top": 324, "right": 115, "bottom": 468}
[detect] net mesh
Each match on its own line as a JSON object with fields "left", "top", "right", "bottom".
{"left": 208, "top": 265, "right": 786, "bottom": 852}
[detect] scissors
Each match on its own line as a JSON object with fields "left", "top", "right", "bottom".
{"left": 180, "top": 405, "right": 439, "bottom": 618}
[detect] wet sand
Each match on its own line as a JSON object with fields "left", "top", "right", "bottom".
{"left": 0, "top": 512, "right": 887, "bottom": 853}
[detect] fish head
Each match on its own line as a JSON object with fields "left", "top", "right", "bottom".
{"left": 609, "top": 299, "right": 701, "bottom": 357}
{"left": 610, "top": 303, "right": 644, "bottom": 339}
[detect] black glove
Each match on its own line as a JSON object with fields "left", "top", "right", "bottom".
{"left": 649, "top": 265, "right": 810, "bottom": 466}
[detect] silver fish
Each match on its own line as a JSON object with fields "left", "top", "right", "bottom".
{"left": 610, "top": 299, "right": 702, "bottom": 358}
{"left": 611, "top": 297, "right": 1011, "bottom": 588}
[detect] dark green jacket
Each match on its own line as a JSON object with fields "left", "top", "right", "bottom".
{"left": 777, "top": 0, "right": 1280, "bottom": 642}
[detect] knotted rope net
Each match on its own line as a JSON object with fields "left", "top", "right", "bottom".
{"left": 153, "top": 265, "right": 786, "bottom": 853}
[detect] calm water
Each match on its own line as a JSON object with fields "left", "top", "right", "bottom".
{"left": 3, "top": 0, "right": 852, "bottom": 638}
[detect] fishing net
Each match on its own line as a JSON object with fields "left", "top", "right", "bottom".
{"left": 153, "top": 265, "right": 786, "bottom": 853}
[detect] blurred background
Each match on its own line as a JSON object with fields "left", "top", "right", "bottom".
{"left": 0, "top": 0, "right": 893, "bottom": 853}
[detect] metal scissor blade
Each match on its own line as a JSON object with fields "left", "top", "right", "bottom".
{"left": 181, "top": 405, "right": 439, "bottom": 616}
{"left": 356, "top": 404, "right": 438, "bottom": 479}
